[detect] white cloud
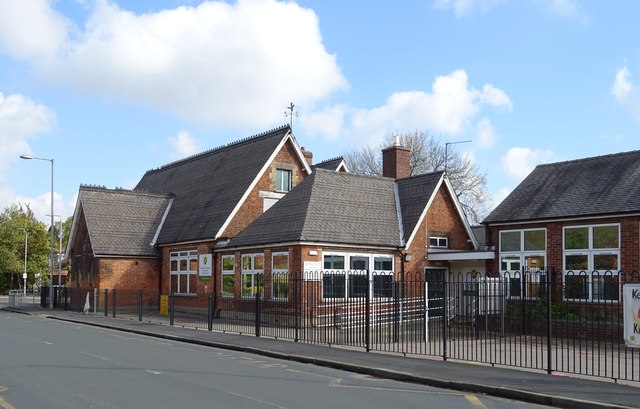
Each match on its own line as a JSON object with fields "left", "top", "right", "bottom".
{"left": 501, "top": 147, "right": 555, "bottom": 180}
{"left": 0, "top": 0, "right": 70, "bottom": 59}
{"left": 611, "top": 66, "right": 640, "bottom": 119}
{"left": 299, "top": 105, "right": 345, "bottom": 140}
{"left": 0, "top": 0, "right": 346, "bottom": 128}
{"left": 0, "top": 92, "right": 56, "bottom": 180}
{"left": 169, "top": 130, "right": 202, "bottom": 159}
{"left": 433, "top": 0, "right": 504, "bottom": 18}
{"left": 343, "top": 70, "right": 511, "bottom": 145}
{"left": 539, "top": 0, "right": 584, "bottom": 20}
{"left": 475, "top": 117, "right": 497, "bottom": 148}
{"left": 611, "top": 67, "right": 632, "bottom": 101}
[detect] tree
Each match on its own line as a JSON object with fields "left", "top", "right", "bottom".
{"left": 0, "top": 204, "right": 50, "bottom": 293}
{"left": 343, "top": 130, "right": 491, "bottom": 224}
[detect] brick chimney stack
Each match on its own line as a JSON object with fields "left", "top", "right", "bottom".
{"left": 301, "top": 147, "right": 313, "bottom": 166}
{"left": 382, "top": 136, "right": 410, "bottom": 179}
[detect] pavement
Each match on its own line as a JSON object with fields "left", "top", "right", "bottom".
{"left": 2, "top": 299, "right": 639, "bottom": 409}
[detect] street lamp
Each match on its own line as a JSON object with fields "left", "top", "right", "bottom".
{"left": 20, "top": 154, "right": 55, "bottom": 308}
{"left": 21, "top": 228, "right": 28, "bottom": 295}
{"left": 47, "top": 214, "right": 63, "bottom": 287}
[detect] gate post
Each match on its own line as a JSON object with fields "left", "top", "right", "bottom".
{"left": 295, "top": 276, "right": 300, "bottom": 343}
{"left": 255, "top": 291, "right": 262, "bottom": 337}
{"left": 169, "top": 292, "right": 175, "bottom": 326}
{"left": 138, "top": 291, "right": 143, "bottom": 322}
{"left": 104, "top": 289, "right": 108, "bottom": 317}
{"left": 207, "top": 293, "right": 214, "bottom": 331}
{"left": 442, "top": 277, "right": 448, "bottom": 361}
{"left": 546, "top": 269, "right": 553, "bottom": 374}
{"left": 112, "top": 289, "right": 117, "bottom": 318}
{"left": 365, "top": 270, "right": 371, "bottom": 352}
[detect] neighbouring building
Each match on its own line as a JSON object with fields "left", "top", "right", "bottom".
{"left": 482, "top": 150, "right": 640, "bottom": 302}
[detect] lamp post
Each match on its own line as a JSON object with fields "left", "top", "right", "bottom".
{"left": 21, "top": 229, "right": 28, "bottom": 295}
{"left": 46, "top": 214, "right": 63, "bottom": 287}
{"left": 20, "top": 154, "right": 55, "bottom": 308}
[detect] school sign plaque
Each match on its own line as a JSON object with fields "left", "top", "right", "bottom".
{"left": 623, "top": 284, "right": 640, "bottom": 348}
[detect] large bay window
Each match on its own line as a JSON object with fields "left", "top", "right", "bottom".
{"left": 563, "top": 224, "right": 620, "bottom": 301}
{"left": 322, "top": 253, "right": 394, "bottom": 299}
{"left": 272, "top": 252, "right": 289, "bottom": 300}
{"left": 222, "top": 255, "right": 235, "bottom": 297}
{"left": 499, "top": 229, "right": 546, "bottom": 298}
{"left": 242, "top": 254, "right": 264, "bottom": 297}
{"left": 170, "top": 250, "right": 198, "bottom": 294}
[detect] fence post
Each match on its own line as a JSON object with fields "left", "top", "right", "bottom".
{"left": 104, "top": 289, "right": 108, "bottom": 317}
{"left": 94, "top": 288, "right": 98, "bottom": 315}
{"left": 295, "top": 276, "right": 300, "bottom": 343}
{"left": 442, "top": 277, "right": 448, "bottom": 361}
{"left": 207, "top": 293, "right": 213, "bottom": 331}
{"left": 365, "top": 271, "right": 371, "bottom": 352}
{"left": 393, "top": 281, "right": 400, "bottom": 343}
{"left": 112, "top": 289, "right": 117, "bottom": 318}
{"left": 255, "top": 291, "right": 262, "bottom": 337}
{"left": 139, "top": 291, "right": 143, "bottom": 322}
{"left": 546, "top": 269, "right": 553, "bottom": 374}
{"left": 169, "top": 292, "right": 175, "bottom": 326}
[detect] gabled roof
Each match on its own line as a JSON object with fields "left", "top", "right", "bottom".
{"left": 312, "top": 156, "right": 349, "bottom": 172}
{"left": 134, "top": 125, "right": 310, "bottom": 244}
{"left": 397, "top": 172, "right": 444, "bottom": 245}
{"left": 68, "top": 186, "right": 173, "bottom": 257}
{"left": 227, "top": 169, "right": 402, "bottom": 248}
{"left": 484, "top": 150, "right": 640, "bottom": 224}
{"left": 226, "top": 169, "right": 462, "bottom": 250}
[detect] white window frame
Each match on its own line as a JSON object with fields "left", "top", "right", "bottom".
{"left": 170, "top": 250, "right": 198, "bottom": 294}
{"left": 272, "top": 252, "right": 289, "bottom": 300}
{"left": 498, "top": 228, "right": 546, "bottom": 299}
{"left": 562, "top": 223, "right": 621, "bottom": 302}
{"left": 221, "top": 255, "right": 235, "bottom": 297}
{"left": 321, "top": 252, "right": 394, "bottom": 300}
{"left": 429, "top": 236, "right": 448, "bottom": 248}
{"left": 275, "top": 169, "right": 292, "bottom": 192}
{"left": 241, "top": 253, "right": 264, "bottom": 298}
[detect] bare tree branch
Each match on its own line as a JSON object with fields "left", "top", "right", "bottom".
{"left": 344, "top": 130, "right": 491, "bottom": 224}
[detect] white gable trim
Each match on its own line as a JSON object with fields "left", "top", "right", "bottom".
{"left": 150, "top": 198, "right": 174, "bottom": 247}
{"left": 65, "top": 193, "right": 84, "bottom": 258}
{"left": 404, "top": 174, "right": 444, "bottom": 249}
{"left": 443, "top": 176, "right": 479, "bottom": 249}
{"left": 393, "top": 182, "right": 405, "bottom": 246}
{"left": 404, "top": 174, "right": 479, "bottom": 250}
{"left": 214, "top": 130, "right": 311, "bottom": 239}
{"left": 336, "top": 160, "right": 349, "bottom": 172}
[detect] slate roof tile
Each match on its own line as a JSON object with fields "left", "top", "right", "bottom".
{"left": 79, "top": 187, "right": 172, "bottom": 256}
{"left": 484, "top": 150, "right": 640, "bottom": 223}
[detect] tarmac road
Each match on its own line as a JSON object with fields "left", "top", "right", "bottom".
{"left": 0, "top": 311, "right": 557, "bottom": 409}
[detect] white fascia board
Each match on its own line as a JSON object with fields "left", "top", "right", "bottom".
{"left": 214, "top": 241, "right": 399, "bottom": 253}
{"left": 428, "top": 250, "right": 495, "bottom": 261}
{"left": 150, "top": 198, "right": 174, "bottom": 247}
{"left": 214, "top": 131, "right": 305, "bottom": 239}
{"left": 65, "top": 192, "right": 83, "bottom": 258}
{"left": 483, "top": 212, "right": 640, "bottom": 227}
{"left": 443, "top": 175, "right": 479, "bottom": 250}
{"left": 393, "top": 182, "right": 405, "bottom": 246}
{"left": 404, "top": 174, "right": 444, "bottom": 249}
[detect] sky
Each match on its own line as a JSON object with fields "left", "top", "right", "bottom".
{"left": 1, "top": 0, "right": 639, "bottom": 225}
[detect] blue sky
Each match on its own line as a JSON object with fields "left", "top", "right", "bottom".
{"left": 1, "top": 0, "right": 639, "bottom": 224}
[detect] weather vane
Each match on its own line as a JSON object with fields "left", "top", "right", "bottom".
{"left": 285, "top": 102, "right": 298, "bottom": 129}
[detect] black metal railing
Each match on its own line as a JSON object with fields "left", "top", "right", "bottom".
{"left": 46, "top": 268, "right": 640, "bottom": 383}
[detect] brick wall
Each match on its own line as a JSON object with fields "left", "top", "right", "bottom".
{"left": 485, "top": 215, "right": 640, "bottom": 278}
{"left": 96, "top": 257, "right": 159, "bottom": 290}
{"left": 382, "top": 145, "right": 411, "bottom": 179}
{"left": 222, "top": 140, "right": 308, "bottom": 237}
{"left": 403, "top": 183, "right": 474, "bottom": 274}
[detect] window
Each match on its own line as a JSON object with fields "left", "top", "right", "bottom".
{"left": 322, "top": 252, "right": 394, "bottom": 299}
{"left": 170, "top": 250, "right": 198, "bottom": 294}
{"left": 222, "top": 255, "right": 235, "bottom": 297}
{"left": 242, "top": 254, "right": 264, "bottom": 297}
{"left": 563, "top": 224, "right": 620, "bottom": 301}
{"left": 429, "top": 236, "right": 448, "bottom": 248}
{"left": 275, "top": 169, "right": 291, "bottom": 192}
{"left": 272, "top": 252, "right": 289, "bottom": 300}
{"left": 499, "top": 229, "right": 546, "bottom": 298}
